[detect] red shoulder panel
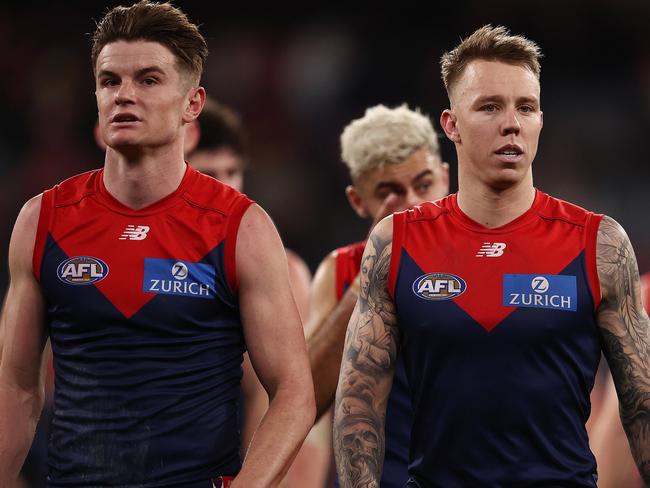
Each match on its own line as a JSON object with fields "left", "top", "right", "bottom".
{"left": 334, "top": 241, "right": 365, "bottom": 300}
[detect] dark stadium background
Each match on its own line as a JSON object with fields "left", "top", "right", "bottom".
{"left": 1, "top": 0, "right": 649, "bottom": 292}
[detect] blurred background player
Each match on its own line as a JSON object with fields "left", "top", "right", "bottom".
{"left": 306, "top": 104, "right": 448, "bottom": 487}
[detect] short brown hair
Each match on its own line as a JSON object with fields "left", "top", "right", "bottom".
{"left": 91, "top": 1, "right": 208, "bottom": 85}
{"left": 192, "top": 97, "right": 247, "bottom": 157}
{"left": 440, "top": 25, "right": 541, "bottom": 95}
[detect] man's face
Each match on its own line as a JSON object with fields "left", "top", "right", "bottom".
{"left": 351, "top": 148, "right": 449, "bottom": 220}
{"left": 95, "top": 40, "right": 192, "bottom": 151}
{"left": 190, "top": 148, "right": 244, "bottom": 191}
{"left": 444, "top": 59, "right": 543, "bottom": 190}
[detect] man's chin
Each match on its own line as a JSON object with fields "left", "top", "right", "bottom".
{"left": 485, "top": 168, "right": 529, "bottom": 191}
{"left": 107, "top": 138, "right": 140, "bottom": 149}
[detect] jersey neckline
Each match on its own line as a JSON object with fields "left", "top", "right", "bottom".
{"left": 95, "top": 163, "right": 194, "bottom": 216}
{"left": 448, "top": 189, "right": 548, "bottom": 234}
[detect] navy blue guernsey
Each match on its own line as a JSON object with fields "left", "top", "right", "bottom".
{"left": 33, "top": 167, "right": 253, "bottom": 487}
{"left": 386, "top": 192, "right": 604, "bottom": 487}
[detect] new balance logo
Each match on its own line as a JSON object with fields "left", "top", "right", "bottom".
{"left": 119, "top": 225, "right": 150, "bottom": 241}
{"left": 476, "top": 242, "right": 506, "bottom": 257}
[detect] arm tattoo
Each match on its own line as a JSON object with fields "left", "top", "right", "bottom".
{"left": 597, "top": 216, "right": 650, "bottom": 483}
{"left": 334, "top": 227, "right": 399, "bottom": 488}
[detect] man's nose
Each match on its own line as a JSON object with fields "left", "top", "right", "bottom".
{"left": 115, "top": 79, "right": 136, "bottom": 104}
{"left": 500, "top": 107, "right": 521, "bottom": 136}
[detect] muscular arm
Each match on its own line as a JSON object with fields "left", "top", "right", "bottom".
{"left": 240, "top": 249, "right": 312, "bottom": 453}
{"left": 233, "top": 204, "right": 315, "bottom": 488}
{"left": 0, "top": 196, "right": 49, "bottom": 484}
{"left": 333, "top": 217, "right": 398, "bottom": 488}
{"left": 596, "top": 215, "right": 650, "bottom": 484}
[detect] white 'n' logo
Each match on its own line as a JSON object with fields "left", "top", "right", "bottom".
{"left": 476, "top": 242, "right": 506, "bottom": 257}
{"left": 119, "top": 225, "right": 150, "bottom": 241}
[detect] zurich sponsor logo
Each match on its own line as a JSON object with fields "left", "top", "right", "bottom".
{"left": 57, "top": 256, "right": 109, "bottom": 285}
{"left": 412, "top": 272, "right": 467, "bottom": 301}
{"left": 143, "top": 258, "right": 216, "bottom": 299}
{"left": 503, "top": 274, "right": 577, "bottom": 311}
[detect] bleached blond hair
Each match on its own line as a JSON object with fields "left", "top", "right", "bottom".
{"left": 341, "top": 104, "right": 440, "bottom": 182}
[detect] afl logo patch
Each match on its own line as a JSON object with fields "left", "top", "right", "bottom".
{"left": 57, "top": 256, "right": 109, "bottom": 285}
{"left": 412, "top": 272, "right": 467, "bottom": 301}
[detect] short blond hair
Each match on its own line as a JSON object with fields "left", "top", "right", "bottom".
{"left": 440, "top": 25, "right": 541, "bottom": 95}
{"left": 340, "top": 104, "right": 440, "bottom": 182}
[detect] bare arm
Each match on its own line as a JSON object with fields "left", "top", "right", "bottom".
{"left": 0, "top": 196, "right": 49, "bottom": 484}
{"left": 233, "top": 204, "right": 315, "bottom": 488}
{"left": 333, "top": 217, "right": 398, "bottom": 488}
{"left": 239, "top": 249, "right": 312, "bottom": 453}
{"left": 596, "top": 215, "right": 650, "bottom": 484}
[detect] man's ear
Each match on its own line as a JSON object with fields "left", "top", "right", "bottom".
{"left": 440, "top": 109, "right": 461, "bottom": 143}
{"left": 345, "top": 185, "right": 369, "bottom": 218}
{"left": 183, "top": 86, "right": 206, "bottom": 124}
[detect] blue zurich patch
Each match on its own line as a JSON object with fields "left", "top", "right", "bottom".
{"left": 503, "top": 274, "right": 577, "bottom": 311}
{"left": 143, "top": 258, "right": 216, "bottom": 299}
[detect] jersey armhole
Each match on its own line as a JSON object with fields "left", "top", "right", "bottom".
{"left": 585, "top": 212, "right": 603, "bottom": 310}
{"left": 224, "top": 196, "right": 254, "bottom": 295}
{"left": 388, "top": 213, "right": 405, "bottom": 299}
{"left": 32, "top": 189, "right": 55, "bottom": 282}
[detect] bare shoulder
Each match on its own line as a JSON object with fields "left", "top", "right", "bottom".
{"left": 236, "top": 204, "right": 283, "bottom": 259}
{"left": 14, "top": 194, "right": 43, "bottom": 233}
{"left": 312, "top": 251, "right": 337, "bottom": 289}
{"left": 369, "top": 214, "right": 394, "bottom": 244}
{"left": 238, "top": 203, "right": 274, "bottom": 234}
{"left": 9, "top": 194, "right": 43, "bottom": 272}
{"left": 596, "top": 215, "right": 636, "bottom": 304}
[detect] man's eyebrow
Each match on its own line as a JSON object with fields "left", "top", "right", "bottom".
{"left": 96, "top": 66, "right": 167, "bottom": 78}
{"left": 372, "top": 169, "right": 433, "bottom": 192}
{"left": 515, "top": 96, "right": 540, "bottom": 106}
{"left": 473, "top": 95, "right": 505, "bottom": 105}
{"left": 473, "top": 94, "right": 539, "bottom": 107}
{"left": 135, "top": 66, "right": 167, "bottom": 77}
{"left": 410, "top": 169, "right": 433, "bottom": 183}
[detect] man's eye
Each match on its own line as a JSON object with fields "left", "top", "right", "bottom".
{"left": 142, "top": 78, "right": 157, "bottom": 86}
{"left": 102, "top": 79, "right": 118, "bottom": 87}
{"left": 481, "top": 104, "right": 497, "bottom": 112}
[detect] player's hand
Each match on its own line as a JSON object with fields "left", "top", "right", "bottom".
{"left": 349, "top": 193, "right": 404, "bottom": 298}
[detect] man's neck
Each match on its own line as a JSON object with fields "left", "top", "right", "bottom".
{"left": 456, "top": 174, "right": 536, "bottom": 229}
{"left": 103, "top": 144, "right": 187, "bottom": 209}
